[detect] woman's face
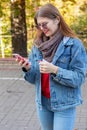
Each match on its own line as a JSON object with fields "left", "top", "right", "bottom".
{"left": 37, "top": 17, "right": 59, "bottom": 37}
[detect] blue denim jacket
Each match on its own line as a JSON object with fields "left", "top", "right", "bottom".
{"left": 23, "top": 36, "right": 87, "bottom": 111}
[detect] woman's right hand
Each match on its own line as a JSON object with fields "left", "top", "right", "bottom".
{"left": 16, "top": 58, "right": 31, "bottom": 71}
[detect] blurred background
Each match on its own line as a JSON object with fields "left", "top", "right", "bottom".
{"left": 0, "top": 0, "right": 87, "bottom": 58}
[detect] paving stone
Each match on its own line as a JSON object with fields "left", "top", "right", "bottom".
{"left": 0, "top": 59, "right": 87, "bottom": 130}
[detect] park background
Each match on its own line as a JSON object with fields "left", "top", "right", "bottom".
{"left": 0, "top": 0, "right": 87, "bottom": 58}
{"left": 0, "top": 1, "right": 87, "bottom": 130}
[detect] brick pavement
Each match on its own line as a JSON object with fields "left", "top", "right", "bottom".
{"left": 0, "top": 59, "right": 87, "bottom": 130}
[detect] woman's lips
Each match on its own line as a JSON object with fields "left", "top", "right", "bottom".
{"left": 43, "top": 29, "right": 49, "bottom": 34}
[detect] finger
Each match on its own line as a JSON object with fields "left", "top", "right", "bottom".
{"left": 15, "top": 57, "right": 20, "bottom": 62}
{"left": 22, "top": 61, "right": 28, "bottom": 67}
{"left": 18, "top": 60, "right": 24, "bottom": 66}
{"left": 40, "top": 67, "right": 48, "bottom": 73}
{"left": 39, "top": 61, "right": 47, "bottom": 65}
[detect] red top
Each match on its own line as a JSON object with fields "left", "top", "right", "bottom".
{"left": 41, "top": 73, "right": 50, "bottom": 98}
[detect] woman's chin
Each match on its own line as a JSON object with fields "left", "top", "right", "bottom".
{"left": 45, "top": 32, "right": 51, "bottom": 37}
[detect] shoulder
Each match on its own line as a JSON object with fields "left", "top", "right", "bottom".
{"left": 72, "top": 38, "right": 86, "bottom": 54}
{"left": 64, "top": 36, "right": 85, "bottom": 50}
{"left": 31, "top": 45, "right": 40, "bottom": 53}
{"left": 63, "top": 36, "right": 86, "bottom": 58}
{"left": 68, "top": 37, "right": 87, "bottom": 59}
{"left": 72, "top": 38, "right": 84, "bottom": 47}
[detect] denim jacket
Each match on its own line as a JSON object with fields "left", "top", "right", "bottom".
{"left": 23, "top": 36, "right": 87, "bottom": 111}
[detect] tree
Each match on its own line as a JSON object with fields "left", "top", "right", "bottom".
{"left": 0, "top": 0, "right": 87, "bottom": 58}
{"left": 10, "top": 0, "right": 27, "bottom": 57}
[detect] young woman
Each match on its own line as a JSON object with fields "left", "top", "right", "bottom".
{"left": 17, "top": 3, "right": 87, "bottom": 130}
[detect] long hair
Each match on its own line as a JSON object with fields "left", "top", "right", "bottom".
{"left": 34, "top": 3, "right": 77, "bottom": 41}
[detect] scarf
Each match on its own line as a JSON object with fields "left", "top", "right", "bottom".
{"left": 34, "top": 29, "right": 63, "bottom": 62}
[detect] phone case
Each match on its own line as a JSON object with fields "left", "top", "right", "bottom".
{"left": 13, "top": 54, "right": 29, "bottom": 65}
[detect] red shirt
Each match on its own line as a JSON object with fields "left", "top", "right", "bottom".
{"left": 41, "top": 73, "right": 50, "bottom": 98}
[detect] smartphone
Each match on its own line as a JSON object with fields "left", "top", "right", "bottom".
{"left": 13, "top": 53, "right": 29, "bottom": 65}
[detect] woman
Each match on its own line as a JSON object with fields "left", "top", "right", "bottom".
{"left": 17, "top": 3, "right": 87, "bottom": 130}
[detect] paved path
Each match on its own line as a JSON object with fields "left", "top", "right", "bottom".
{"left": 0, "top": 59, "right": 87, "bottom": 130}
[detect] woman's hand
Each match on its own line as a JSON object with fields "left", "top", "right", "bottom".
{"left": 39, "top": 60, "right": 58, "bottom": 74}
{"left": 16, "top": 58, "right": 31, "bottom": 71}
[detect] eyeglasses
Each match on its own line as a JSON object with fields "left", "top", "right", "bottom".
{"left": 36, "top": 22, "right": 48, "bottom": 29}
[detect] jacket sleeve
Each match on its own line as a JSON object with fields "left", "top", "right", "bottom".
{"left": 23, "top": 46, "right": 36, "bottom": 84}
{"left": 52, "top": 41, "right": 87, "bottom": 88}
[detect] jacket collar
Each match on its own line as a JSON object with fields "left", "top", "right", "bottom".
{"left": 62, "top": 36, "right": 73, "bottom": 46}
{"left": 52, "top": 36, "right": 74, "bottom": 64}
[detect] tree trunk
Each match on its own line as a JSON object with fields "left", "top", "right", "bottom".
{"left": 11, "top": 0, "right": 27, "bottom": 57}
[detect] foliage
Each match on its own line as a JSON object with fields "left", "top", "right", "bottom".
{"left": 71, "top": 14, "right": 87, "bottom": 49}
{"left": 0, "top": 0, "right": 87, "bottom": 57}
{"left": 70, "top": 0, "right": 87, "bottom": 49}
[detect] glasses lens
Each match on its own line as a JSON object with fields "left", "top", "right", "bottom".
{"left": 37, "top": 22, "right": 48, "bottom": 29}
{"left": 42, "top": 23, "right": 48, "bottom": 29}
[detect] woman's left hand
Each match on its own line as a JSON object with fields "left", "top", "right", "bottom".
{"left": 39, "top": 60, "right": 58, "bottom": 74}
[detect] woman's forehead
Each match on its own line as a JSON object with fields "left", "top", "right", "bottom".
{"left": 37, "top": 17, "right": 51, "bottom": 23}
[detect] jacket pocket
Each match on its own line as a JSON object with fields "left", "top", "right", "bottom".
{"left": 56, "top": 54, "right": 71, "bottom": 69}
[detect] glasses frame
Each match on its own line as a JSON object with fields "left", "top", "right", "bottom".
{"left": 36, "top": 22, "right": 48, "bottom": 29}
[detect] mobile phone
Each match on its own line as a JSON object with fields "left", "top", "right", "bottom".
{"left": 13, "top": 53, "right": 29, "bottom": 65}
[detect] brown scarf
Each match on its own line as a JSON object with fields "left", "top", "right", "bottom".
{"left": 34, "top": 29, "right": 63, "bottom": 62}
